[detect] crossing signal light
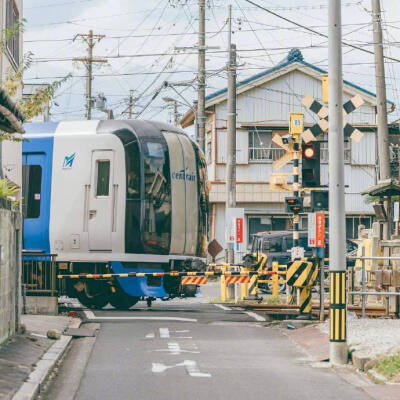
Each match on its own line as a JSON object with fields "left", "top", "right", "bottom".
{"left": 302, "top": 142, "right": 320, "bottom": 187}
{"left": 285, "top": 197, "right": 304, "bottom": 214}
{"left": 311, "top": 190, "right": 329, "bottom": 211}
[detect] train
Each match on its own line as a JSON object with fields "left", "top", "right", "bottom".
{"left": 22, "top": 120, "right": 209, "bottom": 309}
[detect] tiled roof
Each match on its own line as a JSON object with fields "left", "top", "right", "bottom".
{"left": 205, "top": 48, "right": 394, "bottom": 105}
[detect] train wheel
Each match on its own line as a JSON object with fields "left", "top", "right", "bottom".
{"left": 182, "top": 284, "right": 197, "bottom": 297}
{"left": 76, "top": 281, "right": 110, "bottom": 309}
{"left": 109, "top": 292, "right": 139, "bottom": 310}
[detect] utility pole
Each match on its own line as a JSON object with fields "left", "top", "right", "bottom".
{"left": 226, "top": 42, "right": 237, "bottom": 265}
{"left": 197, "top": 0, "right": 206, "bottom": 152}
{"left": 328, "top": 0, "right": 347, "bottom": 365}
{"left": 74, "top": 30, "right": 106, "bottom": 120}
{"left": 371, "top": 0, "right": 392, "bottom": 239}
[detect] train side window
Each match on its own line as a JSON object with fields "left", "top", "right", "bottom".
{"left": 96, "top": 160, "right": 110, "bottom": 196}
{"left": 23, "top": 165, "right": 42, "bottom": 218}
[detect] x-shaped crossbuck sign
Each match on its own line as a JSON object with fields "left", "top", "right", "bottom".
{"left": 301, "top": 94, "right": 365, "bottom": 143}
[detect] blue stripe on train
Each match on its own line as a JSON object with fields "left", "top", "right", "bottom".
{"left": 22, "top": 123, "right": 57, "bottom": 252}
{"left": 111, "top": 262, "right": 168, "bottom": 298}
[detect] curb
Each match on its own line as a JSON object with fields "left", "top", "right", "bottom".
{"left": 12, "top": 318, "right": 81, "bottom": 400}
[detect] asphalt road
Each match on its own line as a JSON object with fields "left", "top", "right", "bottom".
{"left": 48, "top": 298, "right": 371, "bottom": 400}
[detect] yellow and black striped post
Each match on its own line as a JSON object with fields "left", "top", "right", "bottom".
{"left": 299, "top": 287, "right": 312, "bottom": 314}
{"left": 329, "top": 271, "right": 346, "bottom": 342}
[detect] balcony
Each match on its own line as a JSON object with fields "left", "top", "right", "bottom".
{"left": 249, "top": 147, "right": 286, "bottom": 162}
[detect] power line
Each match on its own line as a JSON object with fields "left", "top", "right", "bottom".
{"left": 243, "top": 0, "right": 400, "bottom": 63}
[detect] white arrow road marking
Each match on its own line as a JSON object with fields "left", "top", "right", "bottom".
{"left": 214, "top": 304, "right": 231, "bottom": 311}
{"left": 83, "top": 311, "right": 197, "bottom": 322}
{"left": 244, "top": 311, "right": 266, "bottom": 322}
{"left": 152, "top": 360, "right": 211, "bottom": 377}
{"left": 156, "top": 342, "right": 200, "bottom": 355}
{"left": 145, "top": 332, "right": 155, "bottom": 339}
{"left": 159, "top": 328, "right": 170, "bottom": 338}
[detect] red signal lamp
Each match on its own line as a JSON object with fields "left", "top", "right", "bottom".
{"left": 304, "top": 146, "right": 315, "bottom": 159}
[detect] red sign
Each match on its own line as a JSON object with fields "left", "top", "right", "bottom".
{"left": 315, "top": 212, "right": 325, "bottom": 248}
{"left": 236, "top": 218, "right": 243, "bottom": 243}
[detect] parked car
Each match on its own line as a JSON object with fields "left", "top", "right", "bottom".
{"left": 244, "top": 231, "right": 358, "bottom": 293}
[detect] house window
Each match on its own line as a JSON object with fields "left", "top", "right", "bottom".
{"left": 248, "top": 130, "right": 285, "bottom": 162}
{"left": 6, "top": 0, "right": 20, "bottom": 66}
{"left": 346, "top": 216, "right": 373, "bottom": 239}
{"left": 206, "top": 140, "right": 212, "bottom": 164}
{"left": 320, "top": 141, "right": 351, "bottom": 163}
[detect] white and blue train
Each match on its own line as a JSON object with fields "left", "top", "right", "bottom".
{"left": 22, "top": 120, "right": 209, "bottom": 309}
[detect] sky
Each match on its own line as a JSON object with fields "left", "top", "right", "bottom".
{"left": 23, "top": 0, "right": 400, "bottom": 125}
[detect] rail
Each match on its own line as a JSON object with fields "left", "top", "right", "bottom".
{"left": 22, "top": 252, "right": 58, "bottom": 297}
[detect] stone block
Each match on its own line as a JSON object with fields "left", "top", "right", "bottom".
{"left": 352, "top": 350, "right": 371, "bottom": 371}
{"left": 26, "top": 296, "right": 58, "bottom": 315}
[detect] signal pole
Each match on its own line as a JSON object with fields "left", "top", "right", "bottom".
{"left": 328, "top": 0, "right": 347, "bottom": 365}
{"left": 74, "top": 30, "right": 106, "bottom": 120}
{"left": 226, "top": 42, "right": 237, "bottom": 265}
{"left": 371, "top": 0, "right": 391, "bottom": 239}
{"left": 197, "top": 0, "right": 206, "bottom": 152}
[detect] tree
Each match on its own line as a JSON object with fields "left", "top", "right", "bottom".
{"left": 1, "top": 20, "right": 71, "bottom": 142}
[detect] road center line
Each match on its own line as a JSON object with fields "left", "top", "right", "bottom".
{"left": 243, "top": 311, "right": 266, "bottom": 322}
{"left": 213, "top": 304, "right": 231, "bottom": 311}
{"left": 83, "top": 311, "right": 197, "bottom": 322}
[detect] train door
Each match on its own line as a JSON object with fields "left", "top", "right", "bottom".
{"left": 22, "top": 153, "right": 48, "bottom": 251}
{"left": 88, "top": 150, "right": 114, "bottom": 251}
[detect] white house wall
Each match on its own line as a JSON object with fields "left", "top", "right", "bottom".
{"left": 215, "top": 70, "right": 377, "bottom": 127}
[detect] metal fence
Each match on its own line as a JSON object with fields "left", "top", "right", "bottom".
{"left": 22, "top": 252, "right": 58, "bottom": 296}
{"left": 249, "top": 147, "right": 286, "bottom": 162}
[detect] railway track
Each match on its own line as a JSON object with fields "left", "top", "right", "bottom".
{"left": 228, "top": 303, "right": 394, "bottom": 318}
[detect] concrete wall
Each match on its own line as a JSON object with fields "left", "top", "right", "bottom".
{"left": 0, "top": 208, "right": 21, "bottom": 344}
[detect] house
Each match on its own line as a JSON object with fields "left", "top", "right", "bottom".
{"left": 181, "top": 49, "right": 395, "bottom": 251}
{"left": 0, "top": 0, "right": 23, "bottom": 187}
{"left": 23, "top": 83, "right": 51, "bottom": 122}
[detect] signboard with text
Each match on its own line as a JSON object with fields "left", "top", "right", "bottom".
{"left": 308, "top": 212, "right": 325, "bottom": 248}
{"left": 226, "top": 208, "right": 245, "bottom": 245}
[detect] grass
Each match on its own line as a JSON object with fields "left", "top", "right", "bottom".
{"left": 207, "top": 298, "right": 236, "bottom": 304}
{"left": 261, "top": 296, "right": 282, "bottom": 304}
{"left": 374, "top": 352, "right": 400, "bottom": 382}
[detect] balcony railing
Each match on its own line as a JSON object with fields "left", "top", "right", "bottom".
{"left": 249, "top": 147, "right": 286, "bottom": 162}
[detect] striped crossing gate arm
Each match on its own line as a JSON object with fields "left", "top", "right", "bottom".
{"left": 225, "top": 276, "right": 250, "bottom": 285}
{"left": 181, "top": 276, "right": 207, "bottom": 285}
{"left": 330, "top": 271, "right": 347, "bottom": 342}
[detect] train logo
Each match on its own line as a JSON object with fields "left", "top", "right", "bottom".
{"left": 62, "top": 152, "right": 76, "bottom": 169}
{"left": 172, "top": 167, "right": 196, "bottom": 182}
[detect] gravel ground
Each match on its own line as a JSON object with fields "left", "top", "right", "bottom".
{"left": 319, "top": 314, "right": 400, "bottom": 357}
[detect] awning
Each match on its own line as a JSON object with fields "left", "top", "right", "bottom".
{"left": 361, "top": 179, "right": 400, "bottom": 197}
{"left": 0, "top": 89, "right": 25, "bottom": 133}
